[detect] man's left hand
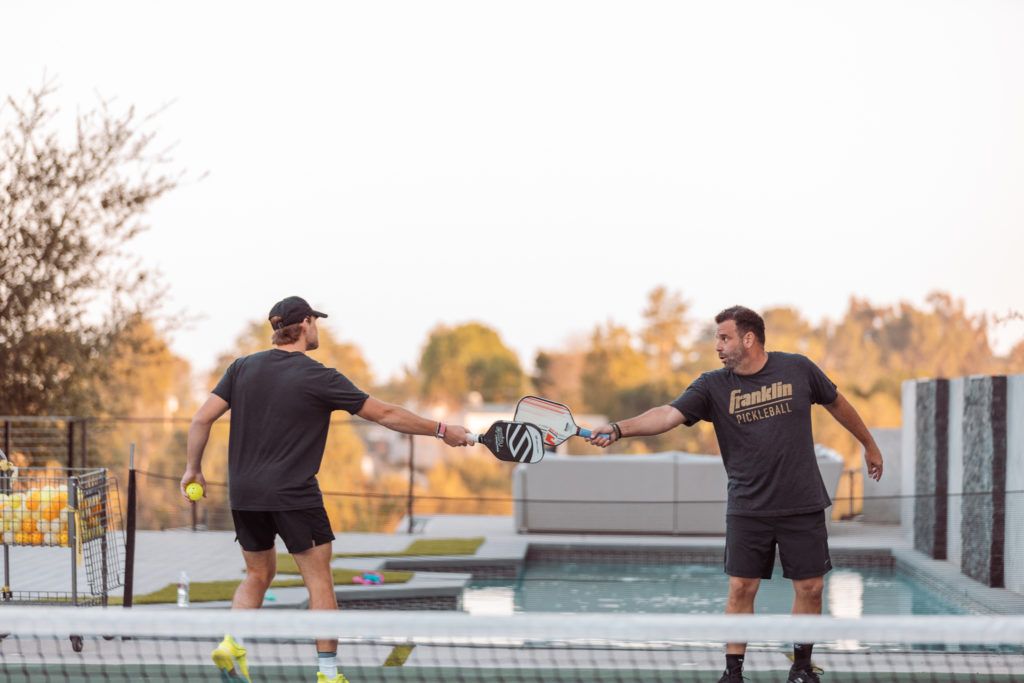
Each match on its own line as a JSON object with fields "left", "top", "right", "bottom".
{"left": 864, "top": 444, "right": 883, "bottom": 481}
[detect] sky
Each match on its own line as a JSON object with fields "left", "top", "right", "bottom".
{"left": 4, "top": 1, "right": 1023, "bottom": 384}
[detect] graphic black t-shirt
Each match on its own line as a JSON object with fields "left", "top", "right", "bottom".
{"left": 669, "top": 352, "right": 838, "bottom": 517}
{"left": 212, "top": 349, "right": 369, "bottom": 510}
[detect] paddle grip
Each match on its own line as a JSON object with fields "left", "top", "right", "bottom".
{"left": 578, "top": 428, "right": 614, "bottom": 440}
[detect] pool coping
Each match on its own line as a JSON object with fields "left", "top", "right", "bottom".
{"left": 891, "top": 548, "right": 1024, "bottom": 616}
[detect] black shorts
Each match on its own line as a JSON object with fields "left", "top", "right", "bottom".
{"left": 231, "top": 507, "right": 335, "bottom": 554}
{"left": 725, "top": 510, "right": 832, "bottom": 580}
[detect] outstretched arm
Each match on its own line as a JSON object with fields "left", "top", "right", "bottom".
{"left": 823, "top": 392, "right": 883, "bottom": 481}
{"left": 357, "top": 397, "right": 470, "bottom": 447}
{"left": 587, "top": 405, "right": 686, "bottom": 447}
{"left": 181, "top": 393, "right": 230, "bottom": 499}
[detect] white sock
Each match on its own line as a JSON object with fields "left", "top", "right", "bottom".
{"left": 317, "top": 651, "right": 338, "bottom": 678}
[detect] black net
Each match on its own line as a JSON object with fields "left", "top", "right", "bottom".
{"left": 0, "top": 609, "right": 1021, "bottom": 682}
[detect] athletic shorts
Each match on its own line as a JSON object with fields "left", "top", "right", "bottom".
{"left": 724, "top": 510, "right": 832, "bottom": 580}
{"left": 231, "top": 507, "right": 335, "bottom": 554}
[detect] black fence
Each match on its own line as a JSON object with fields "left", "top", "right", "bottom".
{"left": 0, "top": 417, "right": 91, "bottom": 469}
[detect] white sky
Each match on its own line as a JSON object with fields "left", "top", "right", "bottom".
{"left": 5, "top": 1, "right": 1023, "bottom": 384}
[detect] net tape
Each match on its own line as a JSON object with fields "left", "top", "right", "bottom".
{"left": 5, "top": 608, "right": 1024, "bottom": 643}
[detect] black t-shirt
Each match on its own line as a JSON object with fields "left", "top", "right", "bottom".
{"left": 212, "top": 349, "right": 369, "bottom": 511}
{"left": 669, "top": 351, "right": 838, "bottom": 517}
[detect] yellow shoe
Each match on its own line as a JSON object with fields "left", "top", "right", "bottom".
{"left": 316, "top": 673, "right": 349, "bottom": 683}
{"left": 211, "top": 634, "right": 251, "bottom": 682}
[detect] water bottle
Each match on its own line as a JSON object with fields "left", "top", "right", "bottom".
{"left": 177, "top": 571, "right": 190, "bottom": 607}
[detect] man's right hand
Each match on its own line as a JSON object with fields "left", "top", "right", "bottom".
{"left": 442, "top": 425, "right": 471, "bottom": 447}
{"left": 864, "top": 443, "right": 884, "bottom": 481}
{"left": 180, "top": 469, "right": 207, "bottom": 501}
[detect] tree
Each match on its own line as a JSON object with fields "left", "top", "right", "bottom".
{"left": 0, "top": 82, "right": 177, "bottom": 416}
{"left": 580, "top": 322, "right": 648, "bottom": 418}
{"left": 424, "top": 451, "right": 514, "bottom": 516}
{"left": 94, "top": 315, "right": 194, "bottom": 419}
{"left": 86, "top": 315, "right": 197, "bottom": 529}
{"left": 640, "top": 286, "right": 691, "bottom": 377}
{"left": 762, "top": 307, "right": 825, "bottom": 359}
{"left": 418, "top": 323, "right": 525, "bottom": 406}
{"left": 1007, "top": 340, "right": 1024, "bottom": 374}
{"left": 532, "top": 347, "right": 585, "bottom": 409}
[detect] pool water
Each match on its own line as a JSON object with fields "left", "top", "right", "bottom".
{"left": 464, "top": 561, "right": 966, "bottom": 616}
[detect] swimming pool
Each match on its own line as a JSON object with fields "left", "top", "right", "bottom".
{"left": 464, "top": 561, "right": 966, "bottom": 616}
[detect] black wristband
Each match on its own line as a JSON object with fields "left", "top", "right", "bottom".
{"left": 611, "top": 422, "right": 622, "bottom": 440}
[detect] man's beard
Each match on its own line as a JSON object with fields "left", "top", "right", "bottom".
{"left": 721, "top": 348, "right": 744, "bottom": 368}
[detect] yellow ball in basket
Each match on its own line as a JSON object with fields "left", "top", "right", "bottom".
{"left": 185, "top": 483, "right": 204, "bottom": 501}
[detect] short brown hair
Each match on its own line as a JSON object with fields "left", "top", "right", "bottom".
{"left": 271, "top": 318, "right": 303, "bottom": 345}
{"left": 715, "top": 305, "right": 765, "bottom": 345}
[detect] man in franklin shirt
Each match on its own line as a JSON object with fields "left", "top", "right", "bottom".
{"left": 181, "top": 296, "right": 470, "bottom": 683}
{"left": 589, "top": 305, "right": 883, "bottom": 683}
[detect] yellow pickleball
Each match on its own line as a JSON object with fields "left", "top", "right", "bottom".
{"left": 185, "top": 483, "right": 204, "bottom": 501}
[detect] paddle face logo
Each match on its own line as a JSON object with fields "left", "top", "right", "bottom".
{"left": 508, "top": 423, "right": 542, "bottom": 462}
{"left": 494, "top": 426, "right": 505, "bottom": 451}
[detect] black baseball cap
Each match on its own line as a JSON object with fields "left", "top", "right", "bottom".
{"left": 268, "top": 296, "right": 328, "bottom": 330}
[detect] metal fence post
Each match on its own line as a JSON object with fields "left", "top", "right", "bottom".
{"left": 124, "top": 444, "right": 137, "bottom": 608}
{"left": 67, "top": 420, "right": 75, "bottom": 468}
{"left": 81, "top": 419, "right": 88, "bottom": 468}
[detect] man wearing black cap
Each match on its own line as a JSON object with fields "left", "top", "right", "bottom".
{"left": 181, "top": 296, "right": 470, "bottom": 683}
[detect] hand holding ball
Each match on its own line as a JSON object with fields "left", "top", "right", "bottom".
{"left": 185, "top": 483, "right": 204, "bottom": 502}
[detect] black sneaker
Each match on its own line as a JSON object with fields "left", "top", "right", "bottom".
{"left": 786, "top": 666, "right": 821, "bottom": 683}
{"left": 716, "top": 670, "right": 745, "bottom": 683}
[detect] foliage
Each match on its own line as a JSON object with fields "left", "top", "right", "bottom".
{"left": 640, "top": 286, "right": 692, "bottom": 377}
{"left": 580, "top": 322, "right": 648, "bottom": 419}
{"left": 0, "top": 83, "right": 177, "bottom": 416}
{"left": 422, "top": 450, "right": 515, "bottom": 516}
{"left": 85, "top": 315, "right": 197, "bottom": 529}
{"left": 418, "top": 322, "right": 525, "bottom": 406}
{"left": 532, "top": 348, "right": 585, "bottom": 410}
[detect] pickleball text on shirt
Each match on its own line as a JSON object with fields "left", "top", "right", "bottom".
{"left": 728, "top": 381, "right": 794, "bottom": 424}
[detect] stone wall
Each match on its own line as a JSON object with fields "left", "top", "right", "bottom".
{"left": 913, "top": 380, "right": 948, "bottom": 559}
{"left": 903, "top": 375, "right": 1020, "bottom": 592}
{"left": 960, "top": 376, "right": 1008, "bottom": 587}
